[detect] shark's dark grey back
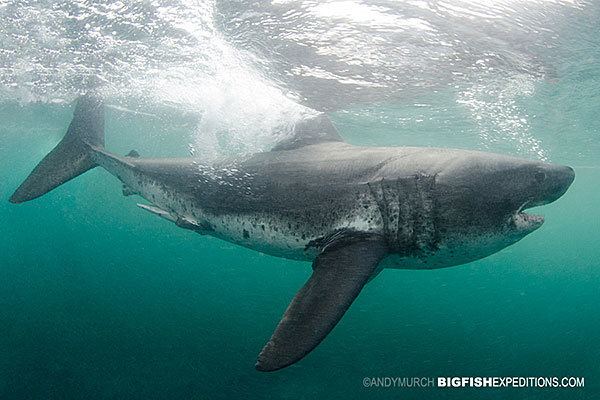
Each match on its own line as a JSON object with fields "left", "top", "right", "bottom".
{"left": 124, "top": 142, "right": 404, "bottom": 219}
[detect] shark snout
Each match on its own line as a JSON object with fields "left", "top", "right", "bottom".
{"left": 534, "top": 163, "right": 575, "bottom": 206}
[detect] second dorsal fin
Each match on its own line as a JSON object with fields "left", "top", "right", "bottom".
{"left": 125, "top": 149, "right": 140, "bottom": 158}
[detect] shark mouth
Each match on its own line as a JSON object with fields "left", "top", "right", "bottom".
{"left": 512, "top": 201, "right": 545, "bottom": 231}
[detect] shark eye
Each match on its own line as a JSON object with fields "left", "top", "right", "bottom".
{"left": 534, "top": 171, "right": 547, "bottom": 184}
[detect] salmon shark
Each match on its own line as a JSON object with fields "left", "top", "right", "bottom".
{"left": 10, "top": 94, "right": 575, "bottom": 371}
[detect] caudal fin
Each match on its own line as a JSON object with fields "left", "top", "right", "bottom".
{"left": 9, "top": 94, "right": 104, "bottom": 204}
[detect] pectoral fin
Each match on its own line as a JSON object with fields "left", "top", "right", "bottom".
{"left": 255, "top": 234, "right": 388, "bottom": 372}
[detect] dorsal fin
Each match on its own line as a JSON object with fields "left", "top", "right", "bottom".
{"left": 271, "top": 113, "right": 344, "bottom": 151}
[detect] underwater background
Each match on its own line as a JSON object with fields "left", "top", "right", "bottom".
{"left": 0, "top": 0, "right": 599, "bottom": 399}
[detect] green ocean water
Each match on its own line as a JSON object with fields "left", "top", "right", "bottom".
{"left": 0, "top": 91, "right": 598, "bottom": 400}
{"left": 2, "top": 1, "right": 600, "bottom": 399}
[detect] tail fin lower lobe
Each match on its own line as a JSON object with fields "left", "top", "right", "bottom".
{"left": 10, "top": 94, "right": 104, "bottom": 204}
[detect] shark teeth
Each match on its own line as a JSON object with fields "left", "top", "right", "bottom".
{"left": 512, "top": 211, "right": 545, "bottom": 230}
